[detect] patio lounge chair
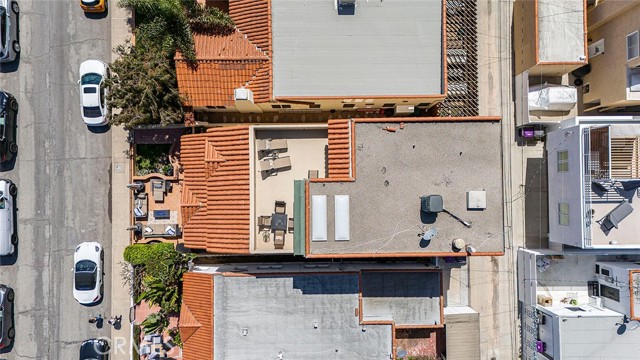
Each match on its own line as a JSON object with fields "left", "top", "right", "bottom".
{"left": 288, "top": 218, "right": 294, "bottom": 233}
{"left": 273, "top": 156, "right": 291, "bottom": 170}
{"left": 257, "top": 139, "right": 288, "bottom": 152}
{"left": 258, "top": 215, "right": 272, "bottom": 228}
{"left": 140, "top": 345, "right": 151, "bottom": 355}
{"left": 599, "top": 200, "right": 634, "bottom": 231}
{"left": 151, "top": 180, "right": 165, "bottom": 202}
{"left": 142, "top": 223, "right": 182, "bottom": 238}
{"left": 275, "top": 201, "right": 286, "bottom": 214}
{"left": 260, "top": 156, "right": 292, "bottom": 173}
{"left": 274, "top": 229, "right": 285, "bottom": 249}
{"left": 134, "top": 193, "right": 148, "bottom": 218}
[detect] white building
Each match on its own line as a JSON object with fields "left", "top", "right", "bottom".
{"left": 547, "top": 116, "right": 640, "bottom": 250}
{"left": 518, "top": 248, "right": 640, "bottom": 360}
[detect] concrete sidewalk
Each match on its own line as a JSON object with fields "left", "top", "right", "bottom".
{"left": 111, "top": 3, "right": 134, "bottom": 360}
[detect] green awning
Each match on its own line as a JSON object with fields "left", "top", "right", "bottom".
{"left": 293, "top": 180, "right": 306, "bottom": 256}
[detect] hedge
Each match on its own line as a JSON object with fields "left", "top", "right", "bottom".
{"left": 123, "top": 242, "right": 174, "bottom": 266}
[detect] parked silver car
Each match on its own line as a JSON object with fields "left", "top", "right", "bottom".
{"left": 0, "top": 284, "right": 14, "bottom": 350}
{"left": 0, "top": 0, "right": 19, "bottom": 63}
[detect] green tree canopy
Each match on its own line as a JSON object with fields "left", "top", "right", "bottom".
{"left": 106, "top": 43, "right": 184, "bottom": 128}
{"left": 119, "top": 0, "right": 234, "bottom": 61}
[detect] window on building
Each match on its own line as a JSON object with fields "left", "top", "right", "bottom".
{"left": 558, "top": 203, "right": 570, "bottom": 226}
{"left": 588, "top": 281, "right": 599, "bottom": 297}
{"left": 627, "top": 31, "right": 639, "bottom": 61}
{"left": 557, "top": 150, "right": 569, "bottom": 172}
{"left": 271, "top": 105, "right": 282, "bottom": 109}
{"left": 309, "top": 104, "right": 321, "bottom": 109}
{"left": 600, "top": 284, "right": 620, "bottom": 302}
{"left": 382, "top": 103, "right": 396, "bottom": 108}
{"left": 343, "top": 104, "right": 356, "bottom": 109}
{"left": 281, "top": 104, "right": 292, "bottom": 109}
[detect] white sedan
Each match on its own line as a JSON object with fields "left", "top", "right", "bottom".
{"left": 78, "top": 60, "right": 109, "bottom": 126}
{"left": 73, "top": 242, "right": 104, "bottom": 305}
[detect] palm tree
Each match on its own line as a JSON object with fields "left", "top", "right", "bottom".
{"left": 141, "top": 312, "right": 169, "bottom": 334}
{"left": 118, "top": 0, "right": 234, "bottom": 61}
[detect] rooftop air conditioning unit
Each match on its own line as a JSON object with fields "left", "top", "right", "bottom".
{"left": 234, "top": 88, "right": 254, "bottom": 103}
{"left": 394, "top": 105, "right": 415, "bottom": 116}
{"left": 589, "top": 296, "right": 603, "bottom": 308}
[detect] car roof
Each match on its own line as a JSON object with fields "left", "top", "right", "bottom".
{"left": 80, "top": 339, "right": 107, "bottom": 358}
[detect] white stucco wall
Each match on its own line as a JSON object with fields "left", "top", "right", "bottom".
{"left": 547, "top": 124, "right": 584, "bottom": 248}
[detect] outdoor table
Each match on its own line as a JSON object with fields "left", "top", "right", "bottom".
{"left": 271, "top": 213, "right": 288, "bottom": 231}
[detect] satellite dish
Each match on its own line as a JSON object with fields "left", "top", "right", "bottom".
{"left": 396, "top": 348, "right": 408, "bottom": 359}
{"left": 422, "top": 227, "right": 437, "bottom": 241}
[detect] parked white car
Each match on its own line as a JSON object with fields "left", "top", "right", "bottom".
{"left": 73, "top": 242, "right": 103, "bottom": 305}
{"left": 78, "top": 60, "right": 108, "bottom": 126}
{"left": 0, "top": 179, "right": 17, "bottom": 256}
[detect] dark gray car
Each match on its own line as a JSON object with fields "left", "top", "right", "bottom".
{"left": 0, "top": 284, "right": 14, "bottom": 350}
{"left": 80, "top": 338, "right": 109, "bottom": 360}
{"left": 0, "top": 91, "right": 17, "bottom": 163}
{"left": 0, "top": 0, "right": 19, "bottom": 63}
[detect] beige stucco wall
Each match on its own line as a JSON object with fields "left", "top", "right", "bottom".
{"left": 514, "top": 0, "right": 538, "bottom": 76}
{"left": 514, "top": 0, "right": 586, "bottom": 77}
{"left": 195, "top": 96, "right": 443, "bottom": 114}
{"left": 584, "top": 2, "right": 640, "bottom": 109}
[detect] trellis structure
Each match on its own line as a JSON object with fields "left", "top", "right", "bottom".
{"left": 438, "top": 0, "right": 479, "bottom": 117}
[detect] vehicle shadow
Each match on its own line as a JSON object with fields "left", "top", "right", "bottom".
{"left": 84, "top": 294, "right": 105, "bottom": 308}
{"left": 83, "top": 7, "right": 108, "bottom": 20}
{"left": 0, "top": 338, "right": 15, "bottom": 354}
{"left": 0, "top": 154, "right": 17, "bottom": 172}
{"left": 0, "top": 56, "right": 19, "bottom": 73}
{"left": 88, "top": 125, "right": 111, "bottom": 134}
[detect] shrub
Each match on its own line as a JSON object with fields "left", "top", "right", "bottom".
{"left": 124, "top": 242, "right": 174, "bottom": 266}
{"left": 133, "top": 325, "right": 142, "bottom": 360}
{"left": 141, "top": 311, "right": 169, "bottom": 334}
{"left": 168, "top": 327, "right": 183, "bottom": 348}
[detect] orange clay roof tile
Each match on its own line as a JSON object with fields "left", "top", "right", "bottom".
{"left": 327, "top": 119, "right": 352, "bottom": 178}
{"left": 180, "top": 126, "right": 251, "bottom": 254}
{"left": 176, "top": 0, "right": 272, "bottom": 107}
{"left": 179, "top": 272, "right": 214, "bottom": 360}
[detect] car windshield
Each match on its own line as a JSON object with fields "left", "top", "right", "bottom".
{"left": 83, "top": 106, "right": 102, "bottom": 118}
{"left": 81, "top": 73, "right": 102, "bottom": 85}
{"left": 81, "top": 0, "right": 101, "bottom": 5}
{"left": 75, "top": 260, "right": 97, "bottom": 290}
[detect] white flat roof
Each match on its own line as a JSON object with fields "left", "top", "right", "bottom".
{"left": 272, "top": 0, "right": 443, "bottom": 97}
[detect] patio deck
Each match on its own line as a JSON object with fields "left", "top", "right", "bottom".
{"left": 253, "top": 128, "right": 328, "bottom": 253}
{"left": 590, "top": 189, "right": 640, "bottom": 246}
{"left": 131, "top": 180, "right": 183, "bottom": 244}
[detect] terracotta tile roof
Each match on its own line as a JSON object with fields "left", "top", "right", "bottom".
{"left": 327, "top": 119, "right": 352, "bottom": 178}
{"left": 180, "top": 126, "right": 251, "bottom": 254}
{"left": 179, "top": 272, "right": 214, "bottom": 360}
{"left": 176, "top": 0, "right": 272, "bottom": 107}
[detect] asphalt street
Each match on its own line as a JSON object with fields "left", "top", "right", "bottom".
{"left": 0, "top": 0, "right": 113, "bottom": 358}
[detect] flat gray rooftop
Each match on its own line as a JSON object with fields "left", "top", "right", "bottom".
{"left": 309, "top": 121, "right": 504, "bottom": 256}
{"left": 213, "top": 274, "right": 393, "bottom": 360}
{"left": 271, "top": 0, "right": 443, "bottom": 97}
